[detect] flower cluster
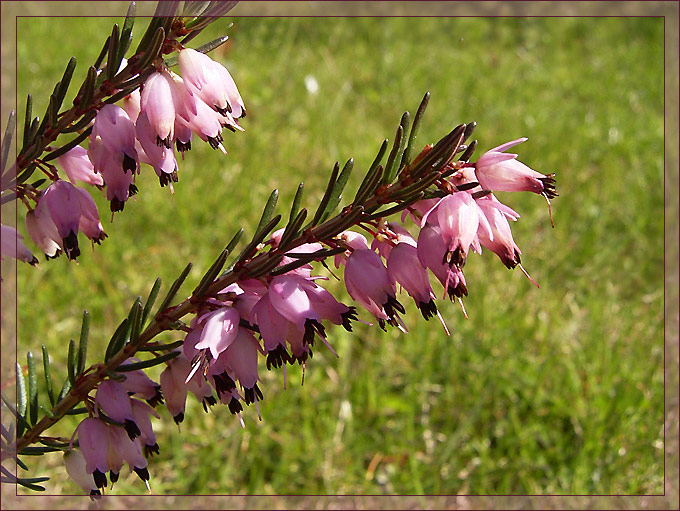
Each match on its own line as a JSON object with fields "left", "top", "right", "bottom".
{"left": 61, "top": 136, "right": 555, "bottom": 493}
{"left": 15, "top": 48, "right": 245, "bottom": 262}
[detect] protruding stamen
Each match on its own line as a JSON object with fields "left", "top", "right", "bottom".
{"left": 518, "top": 263, "right": 540, "bottom": 288}
{"left": 457, "top": 297, "right": 468, "bottom": 319}
{"left": 436, "top": 310, "right": 450, "bottom": 336}
{"left": 542, "top": 192, "right": 555, "bottom": 228}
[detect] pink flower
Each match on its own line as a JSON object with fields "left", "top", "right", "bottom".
{"left": 193, "top": 307, "right": 241, "bottom": 360}
{"left": 130, "top": 399, "right": 160, "bottom": 457}
{"left": 135, "top": 112, "right": 179, "bottom": 189}
{"left": 344, "top": 248, "right": 404, "bottom": 329}
{"left": 474, "top": 138, "right": 557, "bottom": 198}
{"left": 122, "top": 88, "right": 141, "bottom": 123}
{"left": 422, "top": 192, "right": 480, "bottom": 268}
{"left": 63, "top": 449, "right": 100, "bottom": 497}
{"left": 178, "top": 48, "right": 245, "bottom": 118}
{"left": 476, "top": 196, "right": 522, "bottom": 269}
{"left": 91, "top": 104, "right": 139, "bottom": 174}
{"left": 119, "top": 359, "right": 164, "bottom": 407}
{"left": 55, "top": 145, "right": 103, "bottom": 187}
{"left": 1, "top": 225, "right": 38, "bottom": 265}
{"left": 417, "top": 225, "right": 468, "bottom": 300}
{"left": 160, "top": 352, "right": 216, "bottom": 424}
{"left": 25, "top": 209, "right": 61, "bottom": 258}
{"left": 140, "top": 70, "right": 176, "bottom": 147}
{"left": 208, "top": 327, "right": 261, "bottom": 405}
{"left": 387, "top": 242, "right": 437, "bottom": 319}
{"left": 74, "top": 417, "right": 148, "bottom": 490}
{"left": 88, "top": 135, "right": 136, "bottom": 212}
{"left": 74, "top": 187, "right": 106, "bottom": 244}
{"left": 94, "top": 380, "right": 141, "bottom": 440}
{"left": 40, "top": 180, "right": 83, "bottom": 260}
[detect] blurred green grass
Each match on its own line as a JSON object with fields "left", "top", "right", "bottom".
{"left": 14, "top": 15, "right": 664, "bottom": 495}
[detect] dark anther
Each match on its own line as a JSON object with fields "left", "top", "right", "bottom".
{"left": 129, "top": 183, "right": 139, "bottom": 196}
{"left": 156, "top": 135, "right": 172, "bottom": 149}
{"left": 419, "top": 299, "right": 438, "bottom": 320}
{"left": 341, "top": 306, "right": 358, "bottom": 331}
{"left": 176, "top": 139, "right": 192, "bottom": 153}
{"left": 144, "top": 443, "right": 160, "bottom": 457}
{"left": 202, "top": 395, "right": 217, "bottom": 411}
{"left": 384, "top": 295, "right": 405, "bottom": 318}
{"left": 122, "top": 154, "right": 137, "bottom": 173}
{"left": 244, "top": 383, "right": 265, "bottom": 405}
{"left": 133, "top": 466, "right": 150, "bottom": 482}
{"left": 215, "top": 103, "right": 231, "bottom": 116}
{"left": 228, "top": 397, "right": 243, "bottom": 415}
{"left": 173, "top": 412, "right": 185, "bottom": 425}
{"left": 207, "top": 132, "right": 224, "bottom": 149}
{"left": 93, "top": 469, "right": 107, "bottom": 489}
{"left": 266, "top": 345, "right": 291, "bottom": 370}
{"left": 444, "top": 247, "right": 466, "bottom": 269}
{"left": 62, "top": 231, "right": 80, "bottom": 260}
{"left": 123, "top": 419, "right": 141, "bottom": 440}
{"left": 110, "top": 198, "right": 126, "bottom": 212}
{"left": 109, "top": 471, "right": 119, "bottom": 484}
{"left": 540, "top": 174, "right": 558, "bottom": 199}
{"left": 146, "top": 386, "right": 165, "bottom": 407}
{"left": 159, "top": 170, "right": 179, "bottom": 188}
{"left": 213, "top": 372, "right": 236, "bottom": 397}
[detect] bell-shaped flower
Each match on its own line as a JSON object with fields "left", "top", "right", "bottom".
{"left": 193, "top": 307, "right": 241, "bottom": 360}
{"left": 119, "top": 359, "right": 164, "bottom": 407}
{"left": 160, "top": 352, "right": 216, "bottom": 424}
{"left": 209, "top": 326, "right": 261, "bottom": 405}
{"left": 74, "top": 187, "right": 106, "bottom": 244}
{"left": 1, "top": 225, "right": 38, "bottom": 265}
{"left": 25, "top": 209, "right": 61, "bottom": 258}
{"left": 140, "top": 70, "right": 176, "bottom": 147}
{"left": 88, "top": 135, "right": 136, "bottom": 212}
{"left": 417, "top": 225, "right": 468, "bottom": 300}
{"left": 56, "top": 145, "right": 103, "bottom": 187}
{"left": 371, "top": 222, "right": 416, "bottom": 260}
{"left": 136, "top": 112, "right": 179, "bottom": 189}
{"left": 91, "top": 104, "right": 139, "bottom": 174}
{"left": 94, "top": 380, "right": 141, "bottom": 440}
{"left": 130, "top": 398, "right": 160, "bottom": 457}
{"left": 387, "top": 242, "right": 438, "bottom": 319}
{"left": 178, "top": 48, "right": 245, "bottom": 118}
{"left": 344, "top": 248, "right": 404, "bottom": 329}
{"left": 40, "top": 180, "right": 83, "bottom": 260}
{"left": 474, "top": 138, "right": 557, "bottom": 198}
{"left": 476, "top": 196, "right": 522, "bottom": 269}
{"left": 63, "top": 449, "right": 100, "bottom": 497}
{"left": 422, "top": 192, "right": 479, "bottom": 268}
{"left": 122, "top": 88, "right": 141, "bottom": 123}
{"left": 334, "top": 230, "right": 369, "bottom": 268}
{"left": 252, "top": 291, "right": 306, "bottom": 368}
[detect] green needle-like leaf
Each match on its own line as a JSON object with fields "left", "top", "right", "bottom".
{"left": 94, "top": 35, "right": 111, "bottom": 69}
{"left": 16, "top": 363, "right": 27, "bottom": 418}
{"left": 353, "top": 139, "right": 388, "bottom": 205}
{"left": 289, "top": 182, "right": 304, "bottom": 222}
{"left": 22, "top": 95, "right": 32, "bottom": 150}
{"left": 193, "top": 248, "right": 230, "bottom": 298}
{"left": 55, "top": 57, "right": 77, "bottom": 111}
{"left": 117, "top": 2, "right": 136, "bottom": 65}
{"left": 320, "top": 158, "right": 354, "bottom": 224}
{"left": 1, "top": 110, "right": 16, "bottom": 175}
{"left": 57, "top": 379, "right": 71, "bottom": 403}
{"left": 42, "top": 126, "right": 93, "bottom": 161}
{"left": 400, "top": 91, "right": 429, "bottom": 170}
{"left": 38, "top": 405, "right": 55, "bottom": 419}
{"left": 115, "top": 351, "right": 180, "bottom": 372}
{"left": 310, "top": 162, "right": 339, "bottom": 227}
{"left": 26, "top": 353, "right": 38, "bottom": 426}
{"left": 74, "top": 66, "right": 97, "bottom": 113}
{"left": 154, "top": 262, "right": 193, "bottom": 322}
{"left": 237, "top": 215, "right": 282, "bottom": 264}
{"left": 67, "top": 340, "right": 77, "bottom": 387}
{"left": 279, "top": 208, "right": 308, "bottom": 249}
{"left": 135, "top": 27, "right": 165, "bottom": 71}
{"left": 104, "top": 318, "right": 130, "bottom": 363}
{"left": 141, "top": 277, "right": 162, "bottom": 327}
{"left": 106, "top": 24, "right": 120, "bottom": 82}
{"left": 138, "top": 340, "right": 184, "bottom": 352}
{"left": 255, "top": 189, "right": 279, "bottom": 234}
{"left": 128, "top": 298, "right": 143, "bottom": 345}
{"left": 383, "top": 120, "right": 406, "bottom": 185}
{"left": 77, "top": 311, "right": 90, "bottom": 375}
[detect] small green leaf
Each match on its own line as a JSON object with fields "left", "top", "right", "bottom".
{"left": 255, "top": 189, "right": 279, "bottom": 234}
{"left": 154, "top": 262, "right": 193, "bottom": 322}
{"left": 16, "top": 363, "right": 27, "bottom": 418}
{"left": 77, "top": 311, "right": 90, "bottom": 376}
{"left": 74, "top": 66, "right": 97, "bottom": 113}
{"left": 115, "top": 351, "right": 180, "bottom": 372}
{"left": 67, "top": 340, "right": 77, "bottom": 387}
{"left": 128, "top": 298, "right": 143, "bottom": 345}
{"left": 135, "top": 26, "right": 165, "bottom": 71}
{"left": 22, "top": 95, "right": 32, "bottom": 150}
{"left": 320, "top": 158, "right": 354, "bottom": 224}
{"left": 55, "top": 57, "right": 77, "bottom": 111}
{"left": 194, "top": 34, "right": 229, "bottom": 54}
{"left": 106, "top": 24, "right": 120, "bottom": 82}
{"left": 19, "top": 446, "right": 61, "bottom": 455}
{"left": 57, "top": 379, "right": 71, "bottom": 402}
{"left": 193, "top": 248, "right": 230, "bottom": 298}
{"left": 289, "top": 182, "right": 304, "bottom": 222}
{"left": 353, "top": 139, "right": 387, "bottom": 205}
{"left": 1, "top": 110, "right": 16, "bottom": 175}
{"left": 383, "top": 118, "right": 407, "bottom": 184}
{"left": 94, "top": 35, "right": 111, "bottom": 69}
{"left": 310, "top": 162, "right": 339, "bottom": 227}
{"left": 26, "top": 352, "right": 38, "bottom": 426}
{"left": 64, "top": 406, "right": 88, "bottom": 416}
{"left": 409, "top": 123, "right": 465, "bottom": 179}
{"left": 459, "top": 139, "right": 477, "bottom": 162}
{"left": 141, "top": 277, "right": 162, "bottom": 327}
{"left": 117, "top": 2, "right": 136, "bottom": 65}
{"left": 400, "top": 91, "right": 429, "bottom": 170}
{"left": 237, "top": 215, "right": 282, "bottom": 264}
{"left": 104, "top": 318, "right": 130, "bottom": 363}
{"left": 279, "top": 208, "right": 308, "bottom": 249}
{"left": 38, "top": 405, "right": 55, "bottom": 419}
{"left": 138, "top": 340, "right": 184, "bottom": 352}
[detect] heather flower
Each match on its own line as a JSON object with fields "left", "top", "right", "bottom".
{"left": 55, "top": 145, "right": 103, "bottom": 187}
{"left": 135, "top": 112, "right": 179, "bottom": 189}
{"left": 25, "top": 209, "right": 61, "bottom": 259}
{"left": 39, "top": 180, "right": 83, "bottom": 260}
{"left": 119, "top": 359, "right": 164, "bottom": 407}
{"left": 193, "top": 307, "right": 241, "bottom": 360}
{"left": 417, "top": 224, "right": 468, "bottom": 300}
{"left": 208, "top": 326, "right": 261, "bottom": 406}
{"left": 344, "top": 248, "right": 405, "bottom": 330}
{"left": 474, "top": 138, "right": 557, "bottom": 199}
{"left": 160, "top": 352, "right": 216, "bottom": 424}
{"left": 74, "top": 417, "right": 149, "bottom": 490}
{"left": 74, "top": 186, "right": 107, "bottom": 244}
{"left": 88, "top": 135, "right": 136, "bottom": 212}
{"left": 178, "top": 48, "right": 246, "bottom": 118}
{"left": 63, "top": 449, "right": 100, "bottom": 497}
{"left": 94, "top": 380, "right": 141, "bottom": 440}
{"left": 1, "top": 225, "right": 38, "bottom": 265}
{"left": 387, "top": 242, "right": 438, "bottom": 319}
{"left": 91, "top": 104, "right": 139, "bottom": 174}
{"left": 476, "top": 196, "right": 522, "bottom": 269}
{"left": 129, "top": 398, "right": 160, "bottom": 457}
{"left": 140, "top": 70, "right": 176, "bottom": 147}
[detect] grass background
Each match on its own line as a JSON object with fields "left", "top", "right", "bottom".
{"left": 9, "top": 10, "right": 666, "bottom": 499}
